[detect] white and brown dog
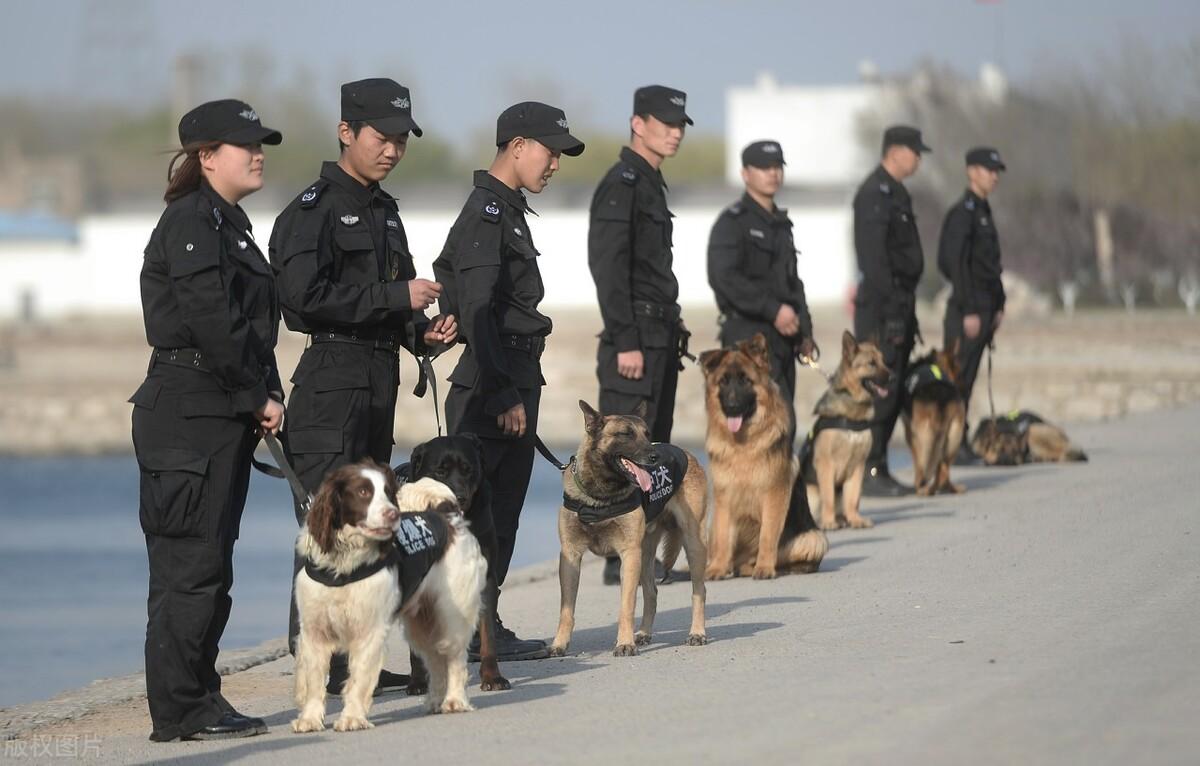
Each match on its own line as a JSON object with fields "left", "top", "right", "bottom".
{"left": 291, "top": 462, "right": 486, "bottom": 733}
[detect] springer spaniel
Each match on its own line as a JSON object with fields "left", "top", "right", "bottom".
{"left": 291, "top": 462, "right": 486, "bottom": 733}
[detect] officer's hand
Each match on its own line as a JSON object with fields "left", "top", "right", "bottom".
{"left": 774, "top": 304, "right": 800, "bottom": 337}
{"left": 993, "top": 310, "right": 1004, "bottom": 332}
{"left": 617, "top": 350, "right": 645, "bottom": 380}
{"left": 497, "top": 403, "right": 527, "bottom": 437}
{"left": 408, "top": 279, "right": 442, "bottom": 311}
{"left": 798, "top": 337, "right": 817, "bottom": 361}
{"left": 964, "top": 314, "right": 982, "bottom": 340}
{"left": 424, "top": 314, "right": 458, "bottom": 346}
{"left": 256, "top": 399, "right": 285, "bottom": 435}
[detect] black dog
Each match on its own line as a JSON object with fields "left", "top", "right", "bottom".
{"left": 395, "top": 434, "right": 510, "bottom": 693}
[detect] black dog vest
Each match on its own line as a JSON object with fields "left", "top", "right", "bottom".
{"left": 304, "top": 511, "right": 450, "bottom": 608}
{"left": 904, "top": 362, "right": 957, "bottom": 396}
{"left": 564, "top": 443, "right": 689, "bottom": 526}
{"left": 982, "top": 410, "right": 1043, "bottom": 435}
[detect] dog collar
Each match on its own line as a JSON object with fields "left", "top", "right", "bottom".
{"left": 304, "top": 546, "right": 400, "bottom": 588}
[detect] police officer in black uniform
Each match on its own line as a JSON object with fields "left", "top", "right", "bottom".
{"left": 132, "top": 100, "right": 282, "bottom": 741}
{"left": 939, "top": 146, "right": 1007, "bottom": 464}
{"left": 852, "top": 125, "right": 930, "bottom": 497}
{"left": 708, "top": 140, "right": 817, "bottom": 439}
{"left": 589, "top": 85, "right": 691, "bottom": 584}
{"left": 270, "top": 78, "right": 456, "bottom": 693}
{"left": 433, "top": 102, "right": 584, "bottom": 659}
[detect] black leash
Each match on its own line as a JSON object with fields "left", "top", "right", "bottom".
{"left": 413, "top": 353, "right": 443, "bottom": 436}
{"left": 986, "top": 341, "right": 996, "bottom": 422}
{"left": 262, "top": 432, "right": 312, "bottom": 515}
{"left": 535, "top": 436, "right": 569, "bottom": 471}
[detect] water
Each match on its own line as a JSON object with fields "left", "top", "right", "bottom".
{"left": 0, "top": 450, "right": 570, "bottom": 708}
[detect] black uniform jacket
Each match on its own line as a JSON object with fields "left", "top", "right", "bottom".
{"left": 432, "top": 171, "right": 550, "bottom": 417}
{"left": 588, "top": 147, "right": 679, "bottom": 353}
{"left": 708, "top": 192, "right": 813, "bottom": 339}
{"left": 938, "top": 190, "right": 1005, "bottom": 314}
{"left": 852, "top": 165, "right": 924, "bottom": 324}
{"left": 139, "top": 179, "right": 281, "bottom": 415}
{"left": 269, "top": 161, "right": 428, "bottom": 348}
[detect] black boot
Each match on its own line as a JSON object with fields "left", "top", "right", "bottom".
{"left": 469, "top": 612, "right": 548, "bottom": 661}
{"left": 179, "top": 713, "right": 268, "bottom": 741}
{"left": 861, "top": 463, "right": 911, "bottom": 497}
{"left": 326, "top": 665, "right": 410, "bottom": 697}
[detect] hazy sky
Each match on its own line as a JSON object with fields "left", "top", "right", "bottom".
{"left": 3, "top": 0, "right": 1197, "bottom": 145}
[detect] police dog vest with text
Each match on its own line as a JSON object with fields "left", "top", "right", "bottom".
{"left": 564, "top": 443, "right": 689, "bottom": 526}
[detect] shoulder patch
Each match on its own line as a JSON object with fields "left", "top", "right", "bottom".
{"left": 619, "top": 167, "right": 638, "bottom": 186}
{"left": 211, "top": 206, "right": 222, "bottom": 229}
{"left": 964, "top": 198, "right": 976, "bottom": 211}
{"left": 298, "top": 181, "right": 327, "bottom": 208}
{"left": 727, "top": 202, "right": 744, "bottom": 216}
{"left": 480, "top": 200, "right": 503, "bottom": 223}
{"left": 878, "top": 182, "right": 892, "bottom": 195}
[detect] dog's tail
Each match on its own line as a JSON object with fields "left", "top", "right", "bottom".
{"left": 778, "top": 472, "right": 827, "bottom": 572}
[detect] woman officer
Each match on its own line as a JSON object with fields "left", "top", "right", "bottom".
{"left": 129, "top": 100, "right": 284, "bottom": 742}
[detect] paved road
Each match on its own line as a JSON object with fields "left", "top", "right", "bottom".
{"left": 13, "top": 405, "right": 1200, "bottom": 765}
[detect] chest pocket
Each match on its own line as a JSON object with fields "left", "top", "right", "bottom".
{"left": 333, "top": 228, "right": 378, "bottom": 281}
{"left": 638, "top": 207, "right": 672, "bottom": 250}
{"left": 385, "top": 230, "right": 414, "bottom": 282}
{"left": 744, "top": 234, "right": 774, "bottom": 276}
{"left": 887, "top": 206, "right": 917, "bottom": 248}
{"left": 505, "top": 238, "right": 544, "bottom": 301}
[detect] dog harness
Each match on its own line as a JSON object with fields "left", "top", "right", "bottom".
{"left": 563, "top": 443, "right": 689, "bottom": 526}
{"left": 304, "top": 511, "right": 450, "bottom": 608}
{"left": 981, "top": 409, "right": 1043, "bottom": 435}
{"left": 904, "top": 362, "right": 957, "bottom": 396}
{"left": 798, "top": 415, "right": 873, "bottom": 484}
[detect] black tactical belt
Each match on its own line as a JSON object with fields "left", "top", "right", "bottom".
{"left": 152, "top": 347, "right": 209, "bottom": 373}
{"left": 309, "top": 330, "right": 401, "bottom": 351}
{"left": 500, "top": 334, "right": 546, "bottom": 359}
{"left": 633, "top": 300, "right": 681, "bottom": 321}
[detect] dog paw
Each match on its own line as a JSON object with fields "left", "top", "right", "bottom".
{"left": 612, "top": 643, "right": 638, "bottom": 657}
{"left": 704, "top": 567, "right": 731, "bottom": 581}
{"left": 547, "top": 644, "right": 568, "bottom": 657}
{"left": 291, "top": 717, "right": 325, "bottom": 734}
{"left": 332, "top": 715, "right": 373, "bottom": 732}
{"left": 686, "top": 633, "right": 708, "bottom": 646}
{"left": 949, "top": 483, "right": 966, "bottom": 494}
{"left": 818, "top": 517, "right": 841, "bottom": 531}
{"left": 847, "top": 516, "right": 874, "bottom": 529}
{"left": 438, "top": 698, "right": 474, "bottom": 714}
{"left": 480, "top": 676, "right": 511, "bottom": 691}
{"left": 752, "top": 566, "right": 777, "bottom": 580}
{"left": 406, "top": 681, "right": 428, "bottom": 697}
{"left": 634, "top": 631, "right": 652, "bottom": 646}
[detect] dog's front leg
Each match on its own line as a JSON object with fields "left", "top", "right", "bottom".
{"left": 549, "top": 547, "right": 584, "bottom": 656}
{"left": 438, "top": 648, "right": 475, "bottom": 714}
{"left": 752, "top": 484, "right": 789, "bottom": 579}
{"left": 635, "top": 531, "right": 659, "bottom": 646}
{"left": 477, "top": 575, "right": 511, "bottom": 690}
{"left": 677, "top": 507, "right": 709, "bottom": 646}
{"left": 815, "top": 457, "right": 841, "bottom": 531}
{"left": 424, "top": 652, "right": 449, "bottom": 714}
{"left": 614, "top": 537, "right": 642, "bottom": 656}
{"left": 292, "top": 634, "right": 332, "bottom": 733}
{"left": 841, "top": 462, "right": 873, "bottom": 528}
{"left": 704, "top": 485, "right": 734, "bottom": 579}
{"left": 334, "top": 633, "right": 387, "bottom": 732}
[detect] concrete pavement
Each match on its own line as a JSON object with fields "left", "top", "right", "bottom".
{"left": 8, "top": 405, "right": 1200, "bottom": 765}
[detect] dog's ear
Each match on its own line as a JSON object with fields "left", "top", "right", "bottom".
{"left": 744, "top": 332, "right": 771, "bottom": 369}
{"left": 841, "top": 329, "right": 857, "bottom": 358}
{"left": 432, "top": 499, "right": 459, "bottom": 516}
{"left": 698, "top": 348, "right": 726, "bottom": 376}
{"left": 632, "top": 399, "right": 649, "bottom": 420}
{"left": 306, "top": 470, "right": 344, "bottom": 554}
{"left": 409, "top": 442, "right": 428, "bottom": 478}
{"left": 579, "top": 400, "right": 603, "bottom": 434}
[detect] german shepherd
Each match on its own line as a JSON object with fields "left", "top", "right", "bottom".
{"left": 801, "top": 331, "right": 890, "bottom": 530}
{"left": 972, "top": 411, "right": 1088, "bottom": 465}
{"left": 549, "top": 401, "right": 708, "bottom": 657}
{"left": 699, "top": 333, "right": 828, "bottom": 579}
{"left": 901, "top": 343, "right": 967, "bottom": 495}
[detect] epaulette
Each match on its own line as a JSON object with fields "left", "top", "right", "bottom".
{"left": 964, "top": 198, "right": 976, "bottom": 211}
{"left": 480, "top": 199, "right": 503, "bottom": 223}
{"left": 727, "top": 202, "right": 744, "bottom": 216}
{"left": 619, "top": 166, "right": 638, "bottom": 186}
{"left": 878, "top": 181, "right": 892, "bottom": 195}
{"left": 298, "top": 180, "right": 328, "bottom": 209}
{"left": 210, "top": 206, "right": 223, "bottom": 230}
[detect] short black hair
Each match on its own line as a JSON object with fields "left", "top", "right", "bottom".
{"left": 337, "top": 120, "right": 367, "bottom": 153}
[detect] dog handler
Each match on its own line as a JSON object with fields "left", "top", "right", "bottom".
{"left": 130, "top": 100, "right": 283, "bottom": 741}
{"left": 433, "top": 102, "right": 584, "bottom": 660}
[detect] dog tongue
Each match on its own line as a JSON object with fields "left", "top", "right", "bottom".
{"left": 726, "top": 416, "right": 744, "bottom": 434}
{"left": 622, "top": 459, "right": 653, "bottom": 492}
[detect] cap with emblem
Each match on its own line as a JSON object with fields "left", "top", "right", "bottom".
{"left": 741, "top": 140, "right": 786, "bottom": 168}
{"left": 178, "top": 99, "right": 282, "bottom": 146}
{"left": 966, "top": 146, "right": 1006, "bottom": 171}
{"left": 633, "top": 85, "right": 693, "bottom": 126}
{"left": 882, "top": 125, "right": 931, "bottom": 155}
{"left": 341, "top": 78, "right": 423, "bottom": 137}
{"left": 496, "top": 102, "right": 585, "bottom": 156}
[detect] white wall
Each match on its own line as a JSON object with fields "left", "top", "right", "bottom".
{"left": 0, "top": 204, "right": 856, "bottom": 319}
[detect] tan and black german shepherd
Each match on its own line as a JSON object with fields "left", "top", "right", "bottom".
{"left": 549, "top": 401, "right": 708, "bottom": 657}
{"left": 699, "top": 334, "right": 828, "bottom": 579}
{"left": 972, "top": 411, "right": 1088, "bottom": 465}
{"left": 801, "top": 331, "right": 891, "bottom": 530}
{"left": 901, "top": 343, "right": 967, "bottom": 496}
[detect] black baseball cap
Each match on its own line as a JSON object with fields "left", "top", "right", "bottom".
{"left": 966, "top": 146, "right": 1006, "bottom": 171}
{"left": 742, "top": 140, "right": 786, "bottom": 168}
{"left": 633, "top": 85, "right": 693, "bottom": 126}
{"left": 495, "top": 102, "right": 585, "bottom": 156}
{"left": 882, "top": 125, "right": 931, "bottom": 154}
{"left": 341, "top": 78, "right": 423, "bottom": 137}
{"left": 178, "top": 99, "right": 282, "bottom": 147}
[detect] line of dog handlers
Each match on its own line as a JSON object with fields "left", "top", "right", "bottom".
{"left": 131, "top": 79, "right": 1090, "bottom": 742}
